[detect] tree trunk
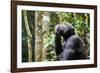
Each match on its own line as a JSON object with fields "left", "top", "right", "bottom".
{"left": 42, "top": 12, "right": 50, "bottom": 61}
{"left": 23, "top": 11, "right": 32, "bottom": 62}
{"left": 35, "top": 11, "right": 43, "bottom": 61}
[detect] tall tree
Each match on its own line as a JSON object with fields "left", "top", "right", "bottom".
{"left": 23, "top": 11, "right": 32, "bottom": 62}
{"left": 35, "top": 11, "right": 43, "bottom": 61}
{"left": 42, "top": 12, "right": 50, "bottom": 61}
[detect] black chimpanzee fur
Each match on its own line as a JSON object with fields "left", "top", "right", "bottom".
{"left": 55, "top": 24, "right": 87, "bottom": 60}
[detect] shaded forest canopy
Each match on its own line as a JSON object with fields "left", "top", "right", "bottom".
{"left": 22, "top": 10, "right": 90, "bottom": 62}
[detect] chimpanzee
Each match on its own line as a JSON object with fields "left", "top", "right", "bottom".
{"left": 55, "top": 24, "right": 87, "bottom": 60}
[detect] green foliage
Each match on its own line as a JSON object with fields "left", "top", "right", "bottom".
{"left": 43, "top": 32, "right": 57, "bottom": 61}
{"left": 56, "top": 12, "right": 90, "bottom": 37}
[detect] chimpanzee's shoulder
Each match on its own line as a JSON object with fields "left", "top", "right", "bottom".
{"left": 67, "top": 35, "right": 84, "bottom": 45}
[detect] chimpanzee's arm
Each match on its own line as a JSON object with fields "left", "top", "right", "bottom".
{"left": 55, "top": 34, "right": 63, "bottom": 56}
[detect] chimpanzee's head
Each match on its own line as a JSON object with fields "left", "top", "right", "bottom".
{"left": 55, "top": 24, "right": 75, "bottom": 40}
